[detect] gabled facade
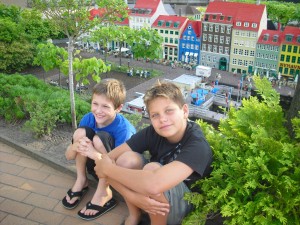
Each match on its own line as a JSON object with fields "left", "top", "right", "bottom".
{"left": 152, "top": 15, "right": 188, "bottom": 61}
{"left": 229, "top": 2, "right": 267, "bottom": 74}
{"left": 201, "top": 2, "right": 233, "bottom": 71}
{"left": 179, "top": 20, "right": 202, "bottom": 64}
{"left": 255, "top": 30, "right": 281, "bottom": 77}
{"left": 278, "top": 26, "right": 300, "bottom": 79}
{"left": 129, "top": 0, "right": 168, "bottom": 30}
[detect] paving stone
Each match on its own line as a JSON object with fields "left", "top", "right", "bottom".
{"left": 0, "top": 214, "right": 39, "bottom": 225}
{"left": 0, "top": 199, "right": 34, "bottom": 217}
{"left": 0, "top": 185, "right": 30, "bottom": 202}
{"left": 18, "top": 167, "right": 50, "bottom": 182}
{"left": 23, "top": 192, "right": 60, "bottom": 210}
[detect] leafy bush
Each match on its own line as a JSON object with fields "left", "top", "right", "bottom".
{"left": 0, "top": 73, "right": 90, "bottom": 136}
{"left": 184, "top": 76, "right": 300, "bottom": 225}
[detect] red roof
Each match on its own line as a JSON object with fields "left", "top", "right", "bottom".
{"left": 281, "top": 26, "right": 300, "bottom": 46}
{"left": 130, "top": 0, "right": 161, "bottom": 17}
{"left": 257, "top": 29, "right": 282, "bottom": 46}
{"left": 152, "top": 15, "right": 188, "bottom": 30}
{"left": 205, "top": 2, "right": 266, "bottom": 31}
{"left": 181, "top": 20, "right": 202, "bottom": 38}
{"left": 89, "top": 8, "right": 106, "bottom": 20}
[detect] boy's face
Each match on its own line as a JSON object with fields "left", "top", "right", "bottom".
{"left": 91, "top": 94, "right": 122, "bottom": 128}
{"left": 148, "top": 97, "right": 188, "bottom": 143}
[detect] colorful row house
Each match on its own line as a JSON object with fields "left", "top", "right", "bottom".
{"left": 88, "top": 0, "right": 299, "bottom": 79}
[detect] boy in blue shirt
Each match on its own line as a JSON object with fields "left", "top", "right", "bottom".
{"left": 62, "top": 79, "right": 136, "bottom": 220}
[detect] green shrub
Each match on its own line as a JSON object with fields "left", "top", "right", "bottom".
{"left": 0, "top": 73, "right": 90, "bottom": 136}
{"left": 184, "top": 76, "right": 300, "bottom": 225}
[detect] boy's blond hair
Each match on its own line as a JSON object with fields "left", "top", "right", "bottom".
{"left": 92, "top": 79, "right": 126, "bottom": 109}
{"left": 143, "top": 80, "right": 185, "bottom": 111}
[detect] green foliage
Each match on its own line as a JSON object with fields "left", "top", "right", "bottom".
{"left": 184, "top": 76, "right": 300, "bottom": 225}
{"left": 0, "top": 73, "right": 90, "bottom": 136}
{"left": 122, "top": 113, "right": 149, "bottom": 131}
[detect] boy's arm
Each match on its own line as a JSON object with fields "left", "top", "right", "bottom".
{"left": 107, "top": 142, "right": 132, "bottom": 161}
{"left": 95, "top": 157, "right": 193, "bottom": 196}
{"left": 108, "top": 178, "right": 170, "bottom": 215}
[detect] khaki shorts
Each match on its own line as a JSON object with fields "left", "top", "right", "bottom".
{"left": 164, "top": 181, "right": 193, "bottom": 225}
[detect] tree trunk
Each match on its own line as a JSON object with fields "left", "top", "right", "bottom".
{"left": 68, "top": 36, "right": 77, "bottom": 131}
{"left": 285, "top": 78, "right": 300, "bottom": 138}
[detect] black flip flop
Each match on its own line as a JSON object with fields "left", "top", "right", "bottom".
{"left": 62, "top": 186, "right": 89, "bottom": 209}
{"left": 78, "top": 198, "right": 118, "bottom": 220}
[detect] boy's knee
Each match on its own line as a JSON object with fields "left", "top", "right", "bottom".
{"left": 143, "top": 162, "right": 161, "bottom": 171}
{"left": 73, "top": 126, "right": 95, "bottom": 142}
{"left": 116, "top": 152, "right": 143, "bottom": 169}
{"left": 94, "top": 131, "right": 115, "bottom": 153}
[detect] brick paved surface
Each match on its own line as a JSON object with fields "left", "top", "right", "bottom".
{"left": 0, "top": 141, "right": 129, "bottom": 225}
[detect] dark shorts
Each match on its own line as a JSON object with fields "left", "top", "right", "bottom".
{"left": 78, "top": 126, "right": 115, "bottom": 180}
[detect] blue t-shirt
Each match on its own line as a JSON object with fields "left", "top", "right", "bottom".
{"left": 79, "top": 112, "right": 136, "bottom": 147}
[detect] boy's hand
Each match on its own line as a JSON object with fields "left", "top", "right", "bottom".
{"left": 133, "top": 195, "right": 170, "bottom": 215}
{"left": 95, "top": 154, "right": 114, "bottom": 178}
{"left": 77, "top": 137, "right": 101, "bottom": 160}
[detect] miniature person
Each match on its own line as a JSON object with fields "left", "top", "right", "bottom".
{"left": 62, "top": 79, "right": 136, "bottom": 220}
{"left": 78, "top": 81, "right": 213, "bottom": 225}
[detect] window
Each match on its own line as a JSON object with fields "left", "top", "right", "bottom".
{"left": 195, "top": 45, "right": 199, "bottom": 50}
{"left": 191, "top": 36, "right": 194, "bottom": 41}
{"left": 182, "top": 43, "right": 185, "bottom": 48}
{"left": 221, "top": 26, "right": 225, "bottom": 33}
{"left": 252, "top": 23, "right": 257, "bottom": 28}
{"left": 225, "top": 47, "right": 229, "bottom": 54}
{"left": 282, "top": 45, "right": 286, "bottom": 51}
{"left": 244, "top": 22, "right": 249, "bottom": 27}
{"left": 235, "top": 30, "right": 239, "bottom": 36}
{"left": 226, "top": 37, "right": 230, "bottom": 44}
{"left": 212, "top": 15, "right": 217, "bottom": 20}
{"left": 292, "top": 56, "right": 296, "bottom": 63}
{"left": 209, "top": 25, "right": 213, "bottom": 32}
{"left": 188, "top": 31, "right": 192, "bottom": 35}
{"left": 170, "top": 38, "right": 174, "bottom": 44}
{"left": 287, "top": 45, "right": 292, "bottom": 52}
{"left": 238, "top": 59, "right": 243, "bottom": 65}
{"left": 220, "top": 36, "right": 224, "bottom": 44}
{"left": 205, "top": 15, "right": 209, "bottom": 21}
{"left": 273, "top": 35, "right": 278, "bottom": 42}
{"left": 250, "top": 50, "right": 255, "bottom": 56}
{"left": 203, "top": 24, "right": 208, "bottom": 31}
{"left": 244, "top": 50, "right": 249, "bottom": 56}
{"left": 286, "top": 55, "right": 290, "bottom": 62}
{"left": 158, "top": 20, "right": 163, "bottom": 26}
{"left": 285, "top": 35, "right": 293, "bottom": 42}
{"left": 160, "top": 30, "right": 163, "bottom": 34}
{"left": 165, "top": 37, "right": 168, "bottom": 43}
{"left": 215, "top": 25, "right": 219, "bottom": 32}
{"left": 203, "top": 34, "right": 207, "bottom": 41}
{"left": 234, "top": 48, "right": 238, "bottom": 54}
{"left": 293, "top": 46, "right": 298, "bottom": 53}
{"left": 208, "top": 45, "right": 212, "bottom": 52}
{"left": 263, "top": 34, "right": 269, "bottom": 41}
{"left": 239, "top": 41, "right": 244, "bottom": 46}
{"left": 280, "top": 54, "right": 285, "bottom": 61}
{"left": 166, "top": 21, "right": 171, "bottom": 27}
{"left": 175, "top": 38, "right": 178, "bottom": 44}
{"left": 213, "top": 45, "right": 217, "bottom": 52}
{"left": 233, "top": 58, "right": 237, "bottom": 64}
{"left": 170, "top": 31, "right": 174, "bottom": 34}
{"left": 208, "top": 34, "right": 212, "bottom": 42}
{"left": 227, "top": 16, "right": 232, "bottom": 22}
{"left": 202, "top": 44, "right": 206, "bottom": 51}
{"left": 191, "top": 44, "right": 194, "bottom": 49}
{"left": 236, "top": 22, "right": 241, "bottom": 26}
{"left": 175, "top": 31, "right": 179, "bottom": 35}
{"left": 174, "top": 22, "right": 180, "bottom": 28}
{"left": 219, "top": 46, "right": 223, "bottom": 54}
{"left": 165, "top": 30, "right": 169, "bottom": 34}
{"left": 220, "top": 16, "right": 224, "bottom": 20}
{"left": 214, "top": 35, "right": 218, "bottom": 43}
{"left": 244, "top": 60, "right": 248, "bottom": 66}
{"left": 239, "top": 49, "right": 243, "bottom": 55}
{"left": 297, "top": 35, "right": 300, "bottom": 43}
{"left": 226, "top": 27, "right": 231, "bottom": 34}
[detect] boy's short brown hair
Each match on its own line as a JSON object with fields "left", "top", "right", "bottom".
{"left": 143, "top": 80, "right": 185, "bottom": 111}
{"left": 92, "top": 79, "right": 126, "bottom": 109}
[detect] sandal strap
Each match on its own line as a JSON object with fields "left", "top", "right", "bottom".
{"left": 67, "top": 186, "right": 88, "bottom": 200}
{"left": 86, "top": 201, "right": 104, "bottom": 211}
